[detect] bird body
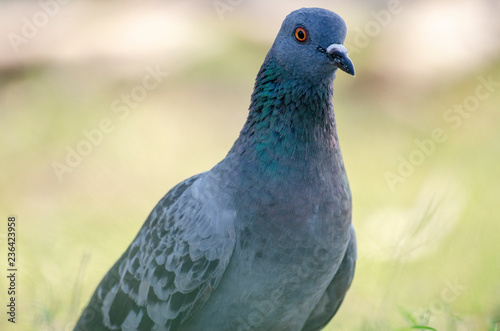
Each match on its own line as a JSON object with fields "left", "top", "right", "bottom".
{"left": 76, "top": 7, "right": 356, "bottom": 331}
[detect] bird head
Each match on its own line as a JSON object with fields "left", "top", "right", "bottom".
{"left": 269, "top": 8, "right": 355, "bottom": 82}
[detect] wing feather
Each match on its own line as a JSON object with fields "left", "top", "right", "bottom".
{"left": 75, "top": 173, "right": 236, "bottom": 330}
{"left": 302, "top": 225, "right": 357, "bottom": 331}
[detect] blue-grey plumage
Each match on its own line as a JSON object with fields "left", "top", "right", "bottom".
{"left": 75, "top": 7, "right": 356, "bottom": 331}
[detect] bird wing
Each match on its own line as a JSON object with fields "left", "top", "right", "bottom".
{"left": 301, "top": 225, "right": 357, "bottom": 331}
{"left": 75, "top": 173, "right": 236, "bottom": 331}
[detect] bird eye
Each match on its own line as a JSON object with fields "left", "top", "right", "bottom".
{"left": 294, "top": 27, "right": 307, "bottom": 42}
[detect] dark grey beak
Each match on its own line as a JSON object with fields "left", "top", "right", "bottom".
{"left": 320, "top": 44, "right": 355, "bottom": 76}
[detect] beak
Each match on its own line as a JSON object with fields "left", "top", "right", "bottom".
{"left": 323, "top": 44, "right": 355, "bottom": 76}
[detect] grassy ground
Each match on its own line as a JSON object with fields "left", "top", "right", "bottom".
{"left": 1, "top": 2, "right": 499, "bottom": 330}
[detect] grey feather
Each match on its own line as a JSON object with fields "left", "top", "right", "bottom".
{"left": 76, "top": 174, "right": 236, "bottom": 330}
{"left": 302, "top": 226, "right": 357, "bottom": 331}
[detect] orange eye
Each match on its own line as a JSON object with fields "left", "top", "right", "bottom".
{"left": 295, "top": 27, "right": 307, "bottom": 42}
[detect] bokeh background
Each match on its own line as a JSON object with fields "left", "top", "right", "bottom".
{"left": 1, "top": 0, "right": 499, "bottom": 330}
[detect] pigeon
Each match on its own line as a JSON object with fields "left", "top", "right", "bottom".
{"left": 75, "top": 7, "right": 356, "bottom": 331}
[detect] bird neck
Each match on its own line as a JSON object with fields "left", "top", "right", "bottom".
{"left": 228, "top": 57, "right": 342, "bottom": 176}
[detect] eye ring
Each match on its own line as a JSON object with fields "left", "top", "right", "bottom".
{"left": 294, "top": 27, "right": 307, "bottom": 42}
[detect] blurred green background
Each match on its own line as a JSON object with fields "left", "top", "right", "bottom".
{"left": 1, "top": 0, "right": 499, "bottom": 330}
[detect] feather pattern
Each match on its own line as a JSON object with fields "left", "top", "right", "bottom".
{"left": 76, "top": 174, "right": 236, "bottom": 330}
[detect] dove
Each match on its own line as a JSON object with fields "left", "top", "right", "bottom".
{"left": 75, "top": 7, "right": 356, "bottom": 331}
